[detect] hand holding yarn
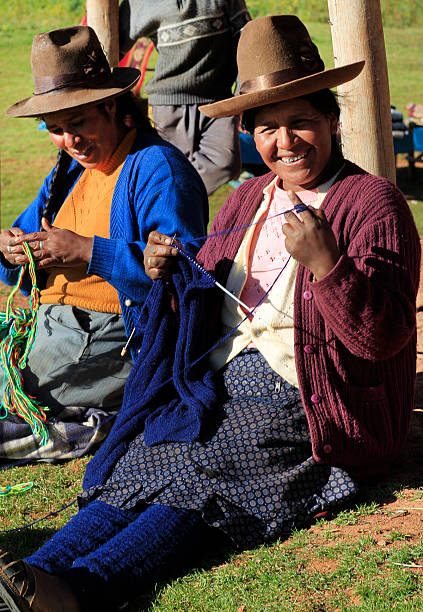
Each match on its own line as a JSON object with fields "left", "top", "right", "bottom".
{"left": 144, "top": 231, "right": 181, "bottom": 281}
{"left": 14, "top": 218, "right": 94, "bottom": 268}
{"left": 0, "top": 227, "right": 26, "bottom": 266}
{"left": 282, "top": 190, "right": 340, "bottom": 281}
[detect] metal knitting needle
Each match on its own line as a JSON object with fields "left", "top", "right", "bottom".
{"left": 172, "top": 234, "right": 257, "bottom": 317}
{"left": 121, "top": 327, "right": 135, "bottom": 357}
{"left": 214, "top": 280, "right": 256, "bottom": 317}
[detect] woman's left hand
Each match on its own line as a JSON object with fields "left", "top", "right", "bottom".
{"left": 13, "top": 218, "right": 94, "bottom": 268}
{"left": 283, "top": 191, "right": 340, "bottom": 281}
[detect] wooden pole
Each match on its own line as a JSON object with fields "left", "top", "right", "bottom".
{"left": 86, "top": 0, "right": 119, "bottom": 68}
{"left": 327, "top": 0, "right": 396, "bottom": 183}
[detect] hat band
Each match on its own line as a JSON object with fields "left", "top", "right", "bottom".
{"left": 239, "top": 66, "right": 311, "bottom": 94}
{"left": 33, "top": 66, "right": 111, "bottom": 95}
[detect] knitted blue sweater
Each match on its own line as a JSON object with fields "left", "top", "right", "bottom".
{"left": 83, "top": 256, "right": 218, "bottom": 489}
{"left": 0, "top": 130, "right": 208, "bottom": 359}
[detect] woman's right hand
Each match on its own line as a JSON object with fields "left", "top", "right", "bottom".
{"left": 144, "top": 231, "right": 180, "bottom": 281}
{"left": 0, "top": 227, "right": 25, "bottom": 267}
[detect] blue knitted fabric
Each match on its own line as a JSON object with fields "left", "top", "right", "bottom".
{"left": 26, "top": 500, "right": 209, "bottom": 611}
{"left": 83, "top": 256, "right": 217, "bottom": 489}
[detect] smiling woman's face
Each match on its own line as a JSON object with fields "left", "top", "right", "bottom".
{"left": 44, "top": 100, "right": 122, "bottom": 172}
{"left": 253, "top": 98, "right": 338, "bottom": 191}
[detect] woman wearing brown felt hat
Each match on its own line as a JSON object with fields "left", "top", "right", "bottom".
{"left": 0, "top": 25, "right": 208, "bottom": 466}
{"left": 0, "top": 15, "right": 420, "bottom": 612}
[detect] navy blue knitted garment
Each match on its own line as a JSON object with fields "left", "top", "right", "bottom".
{"left": 83, "top": 256, "right": 218, "bottom": 489}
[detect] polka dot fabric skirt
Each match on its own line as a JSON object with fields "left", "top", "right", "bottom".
{"left": 80, "top": 350, "right": 357, "bottom": 548}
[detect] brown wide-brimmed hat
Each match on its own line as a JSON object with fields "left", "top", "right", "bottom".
{"left": 6, "top": 26, "right": 141, "bottom": 118}
{"left": 200, "top": 15, "right": 365, "bottom": 118}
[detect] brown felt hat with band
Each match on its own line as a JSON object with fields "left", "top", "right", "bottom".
{"left": 6, "top": 26, "right": 141, "bottom": 118}
{"left": 199, "top": 15, "right": 365, "bottom": 118}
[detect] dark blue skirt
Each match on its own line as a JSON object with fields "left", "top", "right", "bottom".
{"left": 80, "top": 350, "right": 357, "bottom": 548}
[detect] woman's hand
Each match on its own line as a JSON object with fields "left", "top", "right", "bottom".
{"left": 282, "top": 191, "right": 340, "bottom": 280}
{"left": 0, "top": 227, "right": 26, "bottom": 267}
{"left": 144, "top": 231, "right": 180, "bottom": 281}
{"left": 13, "top": 218, "right": 94, "bottom": 269}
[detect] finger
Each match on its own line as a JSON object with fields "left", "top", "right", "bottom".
{"left": 147, "top": 230, "right": 175, "bottom": 246}
{"left": 41, "top": 217, "right": 54, "bottom": 231}
{"left": 147, "top": 255, "right": 174, "bottom": 270}
{"left": 283, "top": 210, "right": 305, "bottom": 228}
{"left": 14, "top": 255, "right": 29, "bottom": 265}
{"left": 286, "top": 190, "right": 314, "bottom": 217}
{"left": 312, "top": 208, "right": 328, "bottom": 222}
{"left": 13, "top": 231, "right": 42, "bottom": 244}
{"left": 281, "top": 221, "right": 297, "bottom": 237}
{"left": 146, "top": 243, "right": 179, "bottom": 259}
{"left": 9, "top": 227, "right": 24, "bottom": 237}
{"left": 286, "top": 190, "right": 304, "bottom": 207}
{"left": 6, "top": 243, "right": 25, "bottom": 255}
{"left": 37, "top": 256, "right": 63, "bottom": 269}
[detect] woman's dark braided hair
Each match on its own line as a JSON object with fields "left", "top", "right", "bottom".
{"left": 40, "top": 92, "right": 155, "bottom": 229}
{"left": 41, "top": 148, "right": 72, "bottom": 229}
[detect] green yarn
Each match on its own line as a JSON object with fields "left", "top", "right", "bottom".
{"left": 0, "top": 243, "right": 49, "bottom": 445}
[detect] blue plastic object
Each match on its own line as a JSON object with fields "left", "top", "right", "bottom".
{"left": 239, "top": 131, "right": 264, "bottom": 166}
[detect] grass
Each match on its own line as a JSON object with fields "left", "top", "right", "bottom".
{"left": 1, "top": 2, "right": 423, "bottom": 611}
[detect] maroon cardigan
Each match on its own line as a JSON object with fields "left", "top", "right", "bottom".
{"left": 198, "top": 161, "right": 420, "bottom": 475}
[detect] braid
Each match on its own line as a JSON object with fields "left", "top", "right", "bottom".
{"left": 41, "top": 149, "right": 72, "bottom": 228}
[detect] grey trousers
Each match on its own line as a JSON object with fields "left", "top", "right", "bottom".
{"left": 152, "top": 104, "right": 241, "bottom": 195}
{"left": 0, "top": 304, "right": 133, "bottom": 464}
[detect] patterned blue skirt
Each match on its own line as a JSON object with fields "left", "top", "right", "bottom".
{"left": 80, "top": 350, "right": 357, "bottom": 548}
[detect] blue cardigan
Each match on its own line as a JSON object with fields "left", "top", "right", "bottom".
{"left": 0, "top": 130, "right": 208, "bottom": 359}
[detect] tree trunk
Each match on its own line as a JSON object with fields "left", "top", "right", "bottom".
{"left": 327, "top": 0, "right": 395, "bottom": 182}
{"left": 86, "top": 0, "right": 119, "bottom": 68}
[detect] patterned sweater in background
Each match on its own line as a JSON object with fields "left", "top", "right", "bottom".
{"left": 198, "top": 162, "right": 421, "bottom": 474}
{"left": 118, "top": 0, "right": 251, "bottom": 105}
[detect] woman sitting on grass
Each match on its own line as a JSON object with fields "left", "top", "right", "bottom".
{"left": 0, "top": 15, "right": 419, "bottom": 612}
{"left": 0, "top": 25, "right": 207, "bottom": 465}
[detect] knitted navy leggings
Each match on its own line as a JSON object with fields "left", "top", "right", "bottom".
{"left": 25, "top": 501, "right": 221, "bottom": 611}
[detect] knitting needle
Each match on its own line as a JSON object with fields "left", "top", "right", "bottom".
{"left": 214, "top": 279, "right": 256, "bottom": 316}
{"left": 121, "top": 327, "right": 135, "bottom": 357}
{"left": 121, "top": 235, "right": 179, "bottom": 357}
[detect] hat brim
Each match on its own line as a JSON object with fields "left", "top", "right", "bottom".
{"left": 5, "top": 67, "right": 141, "bottom": 118}
{"left": 199, "top": 61, "right": 365, "bottom": 118}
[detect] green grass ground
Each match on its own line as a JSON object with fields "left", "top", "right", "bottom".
{"left": 1, "top": 3, "right": 423, "bottom": 610}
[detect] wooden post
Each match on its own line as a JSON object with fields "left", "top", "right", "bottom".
{"left": 327, "top": 0, "right": 396, "bottom": 183}
{"left": 86, "top": 0, "right": 119, "bottom": 68}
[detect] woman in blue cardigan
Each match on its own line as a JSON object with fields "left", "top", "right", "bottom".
{"left": 0, "top": 25, "right": 207, "bottom": 464}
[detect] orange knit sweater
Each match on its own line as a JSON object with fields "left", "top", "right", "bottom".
{"left": 41, "top": 130, "right": 136, "bottom": 312}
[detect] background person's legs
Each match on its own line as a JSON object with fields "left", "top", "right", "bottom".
{"left": 152, "top": 105, "right": 241, "bottom": 194}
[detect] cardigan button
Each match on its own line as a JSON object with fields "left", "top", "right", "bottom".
{"left": 304, "top": 344, "right": 314, "bottom": 354}
{"left": 124, "top": 298, "right": 133, "bottom": 307}
{"left": 311, "top": 393, "right": 321, "bottom": 404}
{"left": 303, "top": 290, "right": 313, "bottom": 301}
{"left": 323, "top": 444, "right": 332, "bottom": 454}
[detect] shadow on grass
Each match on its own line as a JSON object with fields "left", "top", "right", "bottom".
{"left": 0, "top": 528, "right": 59, "bottom": 560}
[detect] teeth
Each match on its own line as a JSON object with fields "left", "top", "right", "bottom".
{"left": 71, "top": 147, "right": 91, "bottom": 158}
{"left": 281, "top": 152, "right": 307, "bottom": 164}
